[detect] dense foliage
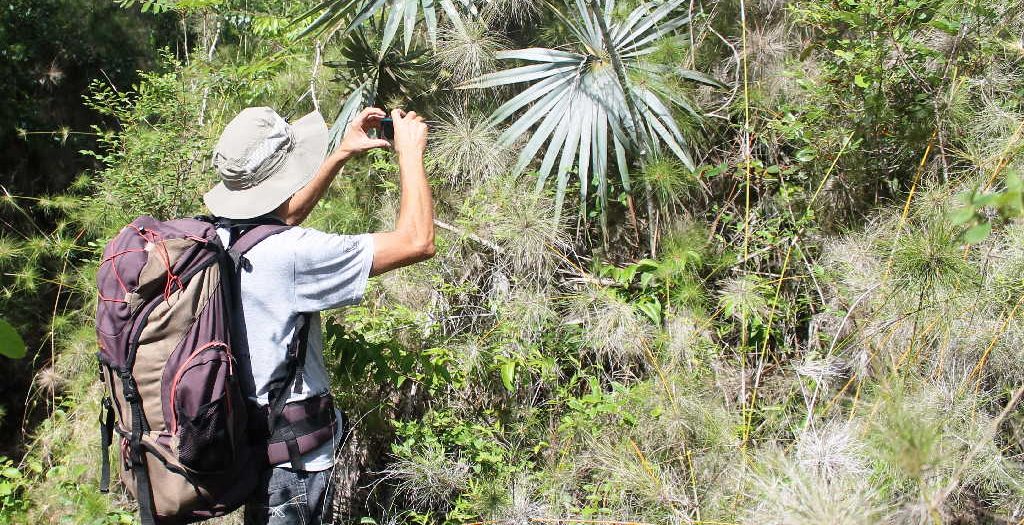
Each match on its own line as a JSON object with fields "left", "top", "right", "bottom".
{"left": 3, "top": 0, "right": 1024, "bottom": 523}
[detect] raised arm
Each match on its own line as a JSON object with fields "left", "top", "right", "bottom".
{"left": 369, "top": 109, "right": 435, "bottom": 276}
{"left": 275, "top": 107, "right": 389, "bottom": 225}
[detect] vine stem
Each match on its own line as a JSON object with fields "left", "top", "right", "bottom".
{"left": 739, "top": 0, "right": 752, "bottom": 262}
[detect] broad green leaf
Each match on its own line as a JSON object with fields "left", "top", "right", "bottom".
{"left": 972, "top": 193, "right": 998, "bottom": 206}
{"left": 928, "top": 17, "right": 960, "bottom": 35}
{"left": 500, "top": 360, "right": 516, "bottom": 392}
{"left": 636, "top": 298, "right": 662, "bottom": 325}
{"left": 297, "top": 0, "right": 453, "bottom": 50}
{"left": 0, "top": 318, "right": 26, "bottom": 359}
{"left": 962, "top": 221, "right": 992, "bottom": 244}
{"left": 1006, "top": 171, "right": 1022, "bottom": 191}
{"left": 796, "top": 147, "right": 818, "bottom": 162}
{"left": 495, "top": 48, "right": 584, "bottom": 63}
{"left": 673, "top": 67, "right": 726, "bottom": 88}
{"left": 328, "top": 77, "right": 377, "bottom": 152}
{"left": 947, "top": 206, "right": 976, "bottom": 225}
{"left": 380, "top": 0, "right": 405, "bottom": 56}
{"left": 487, "top": 74, "right": 574, "bottom": 124}
{"left": 457, "top": 63, "right": 579, "bottom": 90}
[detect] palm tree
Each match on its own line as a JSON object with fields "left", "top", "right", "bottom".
{"left": 324, "top": 28, "right": 431, "bottom": 148}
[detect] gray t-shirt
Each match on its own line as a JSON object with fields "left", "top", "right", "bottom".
{"left": 217, "top": 226, "right": 374, "bottom": 471}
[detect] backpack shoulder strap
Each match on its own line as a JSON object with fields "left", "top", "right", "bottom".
{"left": 229, "top": 224, "right": 293, "bottom": 255}
{"left": 265, "top": 312, "right": 312, "bottom": 469}
{"left": 213, "top": 218, "right": 317, "bottom": 468}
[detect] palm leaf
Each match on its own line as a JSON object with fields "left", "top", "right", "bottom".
{"left": 329, "top": 76, "right": 378, "bottom": 151}
{"left": 459, "top": 0, "right": 717, "bottom": 219}
{"left": 296, "top": 0, "right": 458, "bottom": 52}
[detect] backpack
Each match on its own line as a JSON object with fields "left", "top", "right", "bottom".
{"left": 95, "top": 215, "right": 339, "bottom": 524}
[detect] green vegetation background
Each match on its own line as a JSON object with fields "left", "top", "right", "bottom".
{"left": 2, "top": 0, "right": 1024, "bottom": 523}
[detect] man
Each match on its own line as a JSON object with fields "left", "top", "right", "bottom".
{"left": 202, "top": 106, "right": 434, "bottom": 524}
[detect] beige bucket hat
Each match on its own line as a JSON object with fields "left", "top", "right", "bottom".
{"left": 204, "top": 107, "right": 329, "bottom": 219}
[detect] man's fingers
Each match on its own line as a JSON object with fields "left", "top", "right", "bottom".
{"left": 406, "top": 111, "right": 417, "bottom": 120}
{"left": 352, "top": 107, "right": 385, "bottom": 127}
{"left": 359, "top": 107, "right": 386, "bottom": 119}
{"left": 359, "top": 114, "right": 383, "bottom": 130}
{"left": 391, "top": 108, "right": 405, "bottom": 120}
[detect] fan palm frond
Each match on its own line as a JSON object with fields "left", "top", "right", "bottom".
{"left": 458, "top": 0, "right": 721, "bottom": 218}
{"left": 296, "top": 0, "right": 464, "bottom": 53}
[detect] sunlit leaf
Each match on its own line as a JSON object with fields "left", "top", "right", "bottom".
{"left": 962, "top": 221, "right": 992, "bottom": 244}
{"left": 500, "top": 359, "right": 516, "bottom": 392}
{"left": 947, "top": 206, "right": 976, "bottom": 225}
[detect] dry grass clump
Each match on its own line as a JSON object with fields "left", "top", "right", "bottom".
{"left": 662, "top": 309, "right": 714, "bottom": 370}
{"left": 583, "top": 436, "right": 692, "bottom": 515}
{"left": 745, "top": 421, "right": 883, "bottom": 525}
{"left": 980, "top": 223, "right": 1024, "bottom": 312}
{"left": 717, "top": 274, "right": 771, "bottom": 324}
{"left": 955, "top": 68, "right": 1024, "bottom": 170}
{"left": 429, "top": 107, "right": 514, "bottom": 184}
{"left": 639, "top": 379, "right": 740, "bottom": 453}
{"left": 479, "top": 0, "right": 540, "bottom": 26}
{"left": 493, "top": 474, "right": 550, "bottom": 525}
{"left": 378, "top": 443, "right": 471, "bottom": 510}
{"left": 819, "top": 235, "right": 884, "bottom": 305}
{"left": 794, "top": 351, "right": 848, "bottom": 410}
{"left": 490, "top": 190, "right": 570, "bottom": 280}
{"left": 493, "top": 284, "right": 556, "bottom": 344}
{"left": 742, "top": 22, "right": 800, "bottom": 102}
{"left": 434, "top": 20, "right": 507, "bottom": 85}
{"left": 745, "top": 449, "right": 886, "bottom": 525}
{"left": 543, "top": 372, "right": 741, "bottom": 521}
{"left": 814, "top": 194, "right": 991, "bottom": 372}
{"left": 795, "top": 421, "right": 869, "bottom": 481}
{"left": 856, "top": 378, "right": 1024, "bottom": 521}
{"left": 451, "top": 178, "right": 569, "bottom": 282}
{"left": 567, "top": 285, "right": 656, "bottom": 368}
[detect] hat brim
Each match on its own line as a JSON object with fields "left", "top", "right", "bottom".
{"left": 203, "top": 111, "right": 329, "bottom": 220}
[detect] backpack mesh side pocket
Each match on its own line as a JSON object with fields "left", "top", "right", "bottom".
{"left": 179, "top": 395, "right": 231, "bottom": 472}
{"left": 171, "top": 343, "right": 241, "bottom": 473}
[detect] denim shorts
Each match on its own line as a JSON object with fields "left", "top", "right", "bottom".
{"left": 244, "top": 466, "right": 336, "bottom": 525}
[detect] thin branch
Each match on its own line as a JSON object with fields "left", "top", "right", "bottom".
{"left": 433, "top": 219, "right": 503, "bottom": 253}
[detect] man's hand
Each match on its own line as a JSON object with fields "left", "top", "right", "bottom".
{"left": 390, "top": 109, "right": 428, "bottom": 160}
{"left": 333, "top": 107, "right": 390, "bottom": 161}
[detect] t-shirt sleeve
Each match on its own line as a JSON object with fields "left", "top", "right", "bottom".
{"left": 292, "top": 228, "right": 375, "bottom": 312}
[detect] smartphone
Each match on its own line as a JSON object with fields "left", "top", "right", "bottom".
{"left": 379, "top": 117, "right": 394, "bottom": 140}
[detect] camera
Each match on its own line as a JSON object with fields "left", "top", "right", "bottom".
{"left": 379, "top": 117, "right": 395, "bottom": 141}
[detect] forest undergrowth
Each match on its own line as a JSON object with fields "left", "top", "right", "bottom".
{"left": 2, "top": 0, "right": 1024, "bottom": 524}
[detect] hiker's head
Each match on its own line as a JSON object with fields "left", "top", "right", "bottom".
{"left": 203, "top": 107, "right": 328, "bottom": 220}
